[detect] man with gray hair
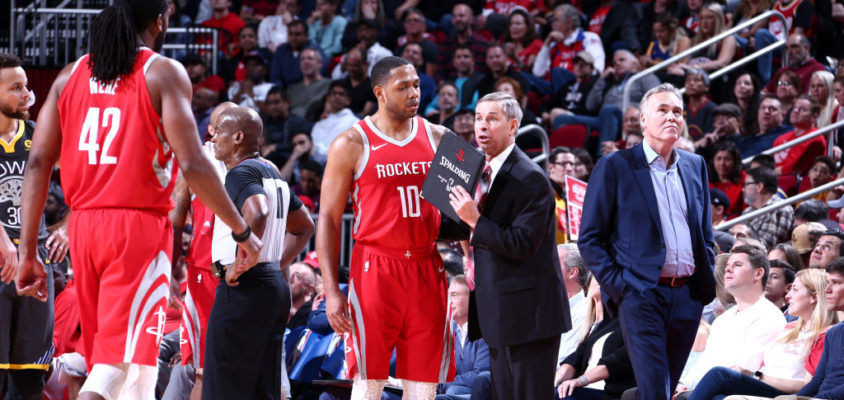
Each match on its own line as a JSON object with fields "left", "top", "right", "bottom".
{"left": 554, "top": 244, "right": 591, "bottom": 386}
{"left": 533, "top": 4, "right": 605, "bottom": 86}
{"left": 579, "top": 83, "right": 716, "bottom": 400}
{"left": 450, "top": 92, "right": 570, "bottom": 399}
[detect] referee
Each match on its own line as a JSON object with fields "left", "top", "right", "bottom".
{"left": 202, "top": 106, "right": 314, "bottom": 400}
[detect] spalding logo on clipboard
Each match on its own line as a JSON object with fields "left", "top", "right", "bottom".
{"left": 420, "top": 133, "right": 484, "bottom": 222}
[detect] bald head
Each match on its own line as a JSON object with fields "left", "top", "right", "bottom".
{"left": 220, "top": 107, "right": 263, "bottom": 145}
{"left": 207, "top": 101, "right": 237, "bottom": 140}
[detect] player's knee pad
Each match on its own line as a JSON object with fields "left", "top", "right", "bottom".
{"left": 401, "top": 380, "right": 437, "bottom": 400}
{"left": 350, "top": 377, "right": 387, "bottom": 400}
{"left": 79, "top": 363, "right": 128, "bottom": 400}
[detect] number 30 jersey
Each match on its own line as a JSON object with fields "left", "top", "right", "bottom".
{"left": 57, "top": 48, "right": 176, "bottom": 215}
{"left": 351, "top": 116, "right": 440, "bottom": 250}
{"left": 0, "top": 119, "right": 48, "bottom": 240}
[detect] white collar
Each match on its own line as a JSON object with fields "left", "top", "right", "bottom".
{"left": 487, "top": 142, "right": 516, "bottom": 185}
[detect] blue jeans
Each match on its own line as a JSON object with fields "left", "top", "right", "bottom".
{"left": 553, "top": 104, "right": 623, "bottom": 151}
{"left": 522, "top": 68, "right": 576, "bottom": 96}
{"left": 687, "top": 366, "right": 786, "bottom": 400}
{"left": 755, "top": 28, "right": 782, "bottom": 83}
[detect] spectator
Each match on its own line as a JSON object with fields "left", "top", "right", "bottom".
{"left": 436, "top": 275, "right": 490, "bottom": 399}
{"left": 791, "top": 221, "right": 827, "bottom": 269}
{"left": 182, "top": 53, "right": 226, "bottom": 95}
{"left": 310, "top": 81, "right": 359, "bottom": 164}
{"left": 494, "top": 76, "right": 540, "bottom": 126}
{"left": 703, "top": 253, "right": 737, "bottom": 324}
{"left": 732, "top": 0, "right": 774, "bottom": 52}
{"left": 600, "top": 107, "right": 643, "bottom": 155}
{"left": 227, "top": 51, "right": 274, "bottom": 113}
{"left": 738, "top": 95, "right": 792, "bottom": 158}
{"left": 292, "top": 159, "right": 323, "bottom": 212}
{"left": 257, "top": 0, "right": 299, "bottom": 52}
{"left": 502, "top": 9, "right": 543, "bottom": 74}
{"left": 260, "top": 86, "right": 313, "bottom": 167}
{"left": 678, "top": 0, "right": 704, "bottom": 35}
{"left": 809, "top": 70, "right": 838, "bottom": 129}
{"left": 287, "top": 262, "right": 317, "bottom": 330}
{"left": 438, "top": 4, "right": 489, "bottom": 80}
{"left": 742, "top": 167, "right": 795, "bottom": 249}
{"left": 794, "top": 199, "right": 838, "bottom": 230}
{"left": 427, "top": 81, "right": 459, "bottom": 128}
{"left": 533, "top": 4, "right": 605, "bottom": 87}
{"left": 279, "top": 132, "right": 316, "bottom": 184}
{"left": 801, "top": 157, "right": 836, "bottom": 204}
{"left": 307, "top": 0, "right": 347, "bottom": 57}
{"left": 396, "top": 8, "right": 440, "bottom": 78}
{"left": 463, "top": 43, "right": 528, "bottom": 104}
{"left": 832, "top": 76, "right": 844, "bottom": 148}
{"left": 683, "top": 2, "right": 736, "bottom": 73}
{"left": 773, "top": 95, "right": 825, "bottom": 176}
{"left": 545, "top": 51, "right": 598, "bottom": 129}
{"left": 731, "top": 72, "right": 762, "bottom": 137}
{"left": 711, "top": 188, "right": 731, "bottom": 226}
{"left": 268, "top": 20, "right": 326, "bottom": 87}
{"left": 339, "top": 47, "right": 376, "bottom": 116}
{"left": 756, "top": 0, "right": 816, "bottom": 83}
{"left": 201, "top": 0, "right": 246, "bottom": 56}
{"left": 548, "top": 147, "right": 576, "bottom": 242}
{"left": 193, "top": 87, "right": 219, "bottom": 142}
{"left": 400, "top": 42, "right": 437, "bottom": 113}
{"left": 639, "top": 14, "right": 691, "bottom": 77}
{"left": 808, "top": 230, "right": 844, "bottom": 269}
{"left": 224, "top": 25, "right": 271, "bottom": 83}
{"left": 340, "top": 0, "right": 396, "bottom": 55}
{"left": 764, "top": 33, "right": 825, "bottom": 95}
{"left": 453, "top": 108, "right": 476, "bottom": 145}
{"left": 730, "top": 222, "right": 762, "bottom": 241}
{"left": 572, "top": 148, "right": 594, "bottom": 182}
{"left": 685, "top": 67, "right": 717, "bottom": 142}
{"left": 428, "top": 44, "right": 482, "bottom": 114}
{"left": 637, "top": 0, "right": 679, "bottom": 55}
{"left": 288, "top": 47, "right": 331, "bottom": 119}
{"left": 586, "top": 0, "right": 640, "bottom": 54}
{"left": 677, "top": 246, "right": 787, "bottom": 394}
{"left": 554, "top": 277, "right": 635, "bottom": 400}
{"left": 689, "top": 268, "right": 837, "bottom": 399}
{"left": 708, "top": 141, "right": 746, "bottom": 216}
{"left": 331, "top": 18, "right": 391, "bottom": 79}
{"left": 775, "top": 69, "right": 803, "bottom": 123}
{"left": 697, "top": 103, "right": 743, "bottom": 157}
{"left": 769, "top": 242, "right": 805, "bottom": 271}
{"left": 766, "top": 259, "right": 797, "bottom": 313}
{"left": 554, "top": 244, "right": 590, "bottom": 365}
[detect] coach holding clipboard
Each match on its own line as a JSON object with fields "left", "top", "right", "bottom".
{"left": 578, "top": 83, "right": 716, "bottom": 400}
{"left": 448, "top": 92, "right": 570, "bottom": 399}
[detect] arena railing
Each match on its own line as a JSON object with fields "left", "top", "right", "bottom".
{"left": 622, "top": 10, "right": 788, "bottom": 115}
{"left": 714, "top": 176, "right": 844, "bottom": 231}
{"left": 9, "top": 4, "right": 219, "bottom": 73}
{"left": 740, "top": 120, "right": 844, "bottom": 165}
{"left": 298, "top": 214, "right": 356, "bottom": 267}
{"left": 517, "top": 124, "right": 550, "bottom": 169}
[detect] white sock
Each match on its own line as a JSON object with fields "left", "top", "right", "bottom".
{"left": 401, "top": 380, "right": 437, "bottom": 400}
{"left": 351, "top": 377, "right": 387, "bottom": 400}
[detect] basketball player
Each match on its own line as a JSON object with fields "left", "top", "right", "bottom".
{"left": 203, "top": 106, "right": 314, "bottom": 399}
{"left": 15, "top": 1, "right": 261, "bottom": 399}
{"left": 317, "top": 56, "right": 456, "bottom": 400}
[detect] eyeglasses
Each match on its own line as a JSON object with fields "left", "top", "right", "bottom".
{"left": 777, "top": 81, "right": 794, "bottom": 87}
{"left": 551, "top": 161, "right": 575, "bottom": 167}
{"left": 744, "top": 180, "right": 759, "bottom": 185}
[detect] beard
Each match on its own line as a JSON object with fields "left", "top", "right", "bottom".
{"left": 153, "top": 31, "right": 166, "bottom": 53}
{"left": 0, "top": 103, "right": 28, "bottom": 120}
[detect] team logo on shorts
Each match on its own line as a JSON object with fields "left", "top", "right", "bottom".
{"left": 144, "top": 306, "right": 167, "bottom": 341}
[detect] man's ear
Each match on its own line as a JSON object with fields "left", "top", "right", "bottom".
{"left": 373, "top": 85, "right": 383, "bottom": 102}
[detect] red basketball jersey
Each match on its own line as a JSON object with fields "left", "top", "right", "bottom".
{"left": 57, "top": 48, "right": 176, "bottom": 215}
{"left": 351, "top": 116, "right": 440, "bottom": 250}
{"left": 185, "top": 196, "right": 214, "bottom": 271}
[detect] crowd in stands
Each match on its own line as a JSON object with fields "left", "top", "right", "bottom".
{"left": 29, "top": 0, "right": 844, "bottom": 399}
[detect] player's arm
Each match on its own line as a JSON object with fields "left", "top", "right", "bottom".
{"left": 15, "top": 63, "right": 73, "bottom": 300}
{"left": 45, "top": 207, "right": 70, "bottom": 263}
{"left": 316, "top": 128, "right": 362, "bottom": 334}
{"left": 428, "top": 123, "right": 456, "bottom": 148}
{"left": 280, "top": 207, "right": 314, "bottom": 269}
{"left": 169, "top": 171, "right": 191, "bottom": 265}
{"left": 147, "top": 57, "right": 261, "bottom": 271}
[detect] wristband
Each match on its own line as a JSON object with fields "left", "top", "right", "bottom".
{"left": 579, "top": 375, "right": 589, "bottom": 385}
{"left": 754, "top": 371, "right": 763, "bottom": 381}
{"left": 232, "top": 225, "right": 252, "bottom": 242}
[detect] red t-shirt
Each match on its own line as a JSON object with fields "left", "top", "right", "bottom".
{"left": 710, "top": 171, "right": 745, "bottom": 217}
{"left": 588, "top": 6, "right": 611, "bottom": 35}
{"left": 201, "top": 13, "right": 246, "bottom": 55}
{"left": 773, "top": 127, "right": 826, "bottom": 175}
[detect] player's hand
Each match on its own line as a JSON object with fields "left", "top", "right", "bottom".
{"left": 449, "top": 186, "right": 480, "bottom": 229}
{"left": 46, "top": 224, "right": 69, "bottom": 263}
{"left": 0, "top": 234, "right": 18, "bottom": 284}
{"left": 234, "top": 232, "right": 262, "bottom": 273}
{"left": 15, "top": 253, "right": 48, "bottom": 302}
{"left": 325, "top": 287, "right": 351, "bottom": 334}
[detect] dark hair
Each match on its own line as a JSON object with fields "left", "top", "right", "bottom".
{"left": 794, "top": 199, "right": 830, "bottom": 222}
{"left": 834, "top": 75, "right": 844, "bottom": 87}
{"left": 549, "top": 146, "right": 573, "bottom": 163}
{"left": 777, "top": 69, "right": 802, "bottom": 94}
{"left": 329, "top": 79, "right": 351, "bottom": 96}
{"left": 454, "top": 43, "right": 473, "bottom": 55}
{"left": 371, "top": 56, "right": 412, "bottom": 89}
{"left": 812, "top": 156, "right": 836, "bottom": 175}
{"left": 0, "top": 53, "right": 22, "bottom": 70}
{"left": 731, "top": 245, "right": 770, "bottom": 287}
{"left": 708, "top": 141, "right": 743, "bottom": 184}
{"left": 731, "top": 72, "right": 761, "bottom": 133}
{"left": 572, "top": 148, "right": 594, "bottom": 178}
{"left": 440, "top": 249, "right": 464, "bottom": 278}
{"left": 88, "top": 0, "right": 168, "bottom": 83}
{"left": 827, "top": 257, "right": 844, "bottom": 276}
{"left": 750, "top": 154, "right": 776, "bottom": 170}
{"left": 300, "top": 159, "right": 324, "bottom": 176}
{"left": 503, "top": 9, "right": 537, "bottom": 46}
{"left": 288, "top": 19, "right": 308, "bottom": 35}
{"left": 795, "top": 94, "right": 821, "bottom": 115}
{"left": 402, "top": 7, "right": 424, "bottom": 21}
{"left": 486, "top": 41, "right": 506, "bottom": 53}
{"left": 772, "top": 243, "right": 804, "bottom": 270}
{"left": 768, "top": 260, "right": 796, "bottom": 284}
{"left": 747, "top": 167, "right": 778, "bottom": 194}
{"left": 267, "top": 86, "right": 289, "bottom": 102}
{"left": 822, "top": 229, "right": 844, "bottom": 256}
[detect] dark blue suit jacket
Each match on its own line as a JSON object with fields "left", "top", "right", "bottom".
{"left": 468, "top": 147, "right": 570, "bottom": 348}
{"left": 441, "top": 322, "right": 490, "bottom": 393}
{"left": 577, "top": 144, "right": 716, "bottom": 308}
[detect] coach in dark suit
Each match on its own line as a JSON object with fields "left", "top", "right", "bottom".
{"left": 578, "top": 83, "right": 716, "bottom": 400}
{"left": 450, "top": 92, "right": 570, "bottom": 399}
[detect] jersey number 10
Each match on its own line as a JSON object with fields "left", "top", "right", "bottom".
{"left": 79, "top": 107, "right": 121, "bottom": 165}
{"left": 396, "top": 185, "right": 421, "bottom": 218}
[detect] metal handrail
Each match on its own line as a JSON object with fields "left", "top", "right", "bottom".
{"left": 678, "top": 40, "right": 785, "bottom": 95}
{"left": 622, "top": 10, "right": 787, "bottom": 113}
{"left": 740, "top": 120, "right": 844, "bottom": 164}
{"left": 516, "top": 125, "right": 549, "bottom": 168}
{"left": 715, "top": 177, "right": 844, "bottom": 230}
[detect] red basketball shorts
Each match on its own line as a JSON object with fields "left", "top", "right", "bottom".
{"left": 345, "top": 243, "right": 455, "bottom": 383}
{"left": 68, "top": 209, "right": 172, "bottom": 370}
{"left": 180, "top": 265, "right": 216, "bottom": 368}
